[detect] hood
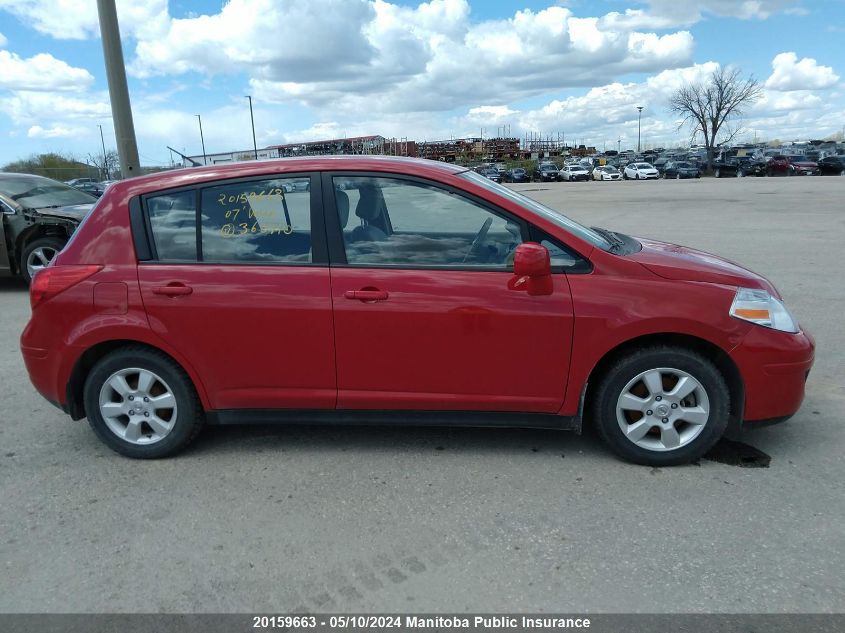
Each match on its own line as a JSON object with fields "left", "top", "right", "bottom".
{"left": 630, "top": 237, "right": 777, "bottom": 294}
{"left": 32, "top": 203, "right": 93, "bottom": 222}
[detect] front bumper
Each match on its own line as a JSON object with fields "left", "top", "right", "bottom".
{"left": 731, "top": 325, "right": 815, "bottom": 423}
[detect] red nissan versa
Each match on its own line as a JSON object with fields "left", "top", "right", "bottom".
{"left": 20, "top": 156, "right": 814, "bottom": 465}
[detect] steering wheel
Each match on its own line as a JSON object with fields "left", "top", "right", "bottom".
{"left": 462, "top": 217, "right": 493, "bottom": 264}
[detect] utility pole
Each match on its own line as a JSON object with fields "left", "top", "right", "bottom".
{"left": 637, "top": 106, "right": 644, "bottom": 152}
{"left": 196, "top": 114, "right": 207, "bottom": 165}
{"left": 97, "top": 0, "right": 140, "bottom": 178}
{"left": 245, "top": 95, "right": 258, "bottom": 160}
{"left": 97, "top": 124, "right": 108, "bottom": 179}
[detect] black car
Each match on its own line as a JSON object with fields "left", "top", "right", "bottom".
{"left": 503, "top": 168, "right": 530, "bottom": 183}
{"left": 74, "top": 182, "right": 107, "bottom": 197}
{"left": 478, "top": 167, "right": 502, "bottom": 183}
{"left": 662, "top": 161, "right": 701, "bottom": 179}
{"left": 713, "top": 157, "right": 767, "bottom": 178}
{"left": 0, "top": 173, "right": 96, "bottom": 284}
{"left": 532, "top": 163, "right": 559, "bottom": 182}
{"left": 817, "top": 156, "right": 845, "bottom": 176}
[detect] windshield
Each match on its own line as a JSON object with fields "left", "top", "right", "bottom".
{"left": 635, "top": 163, "right": 653, "bottom": 169}
{"left": 459, "top": 171, "right": 611, "bottom": 251}
{"left": 540, "top": 164, "right": 557, "bottom": 171}
{"left": 604, "top": 166, "right": 619, "bottom": 173}
{"left": 0, "top": 175, "right": 96, "bottom": 208}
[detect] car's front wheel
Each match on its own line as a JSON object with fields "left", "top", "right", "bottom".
{"left": 84, "top": 347, "right": 204, "bottom": 458}
{"left": 21, "top": 236, "right": 65, "bottom": 285}
{"left": 592, "top": 346, "right": 730, "bottom": 466}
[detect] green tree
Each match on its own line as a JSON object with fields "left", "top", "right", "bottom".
{"left": 2, "top": 153, "right": 98, "bottom": 181}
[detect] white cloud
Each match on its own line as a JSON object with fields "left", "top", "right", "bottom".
{"left": 27, "top": 124, "right": 85, "bottom": 138}
{"left": 0, "top": 0, "right": 168, "bottom": 41}
{"left": 0, "top": 31, "right": 7, "bottom": 47}
{"left": 0, "top": 50, "right": 94, "bottom": 91}
{"left": 0, "top": 91, "right": 110, "bottom": 124}
{"left": 765, "top": 52, "right": 839, "bottom": 91}
{"left": 600, "top": 0, "right": 799, "bottom": 30}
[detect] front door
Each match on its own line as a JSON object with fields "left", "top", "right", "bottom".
{"left": 325, "top": 173, "right": 574, "bottom": 413}
{"left": 137, "top": 173, "right": 336, "bottom": 410}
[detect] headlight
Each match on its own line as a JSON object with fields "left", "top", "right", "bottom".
{"left": 730, "top": 288, "right": 798, "bottom": 333}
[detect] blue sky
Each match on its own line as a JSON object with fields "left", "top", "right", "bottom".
{"left": 0, "top": 0, "right": 843, "bottom": 167}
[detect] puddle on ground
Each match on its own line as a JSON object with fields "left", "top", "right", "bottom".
{"left": 704, "top": 438, "right": 771, "bottom": 468}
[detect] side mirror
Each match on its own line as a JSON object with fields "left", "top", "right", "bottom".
{"left": 510, "top": 242, "right": 553, "bottom": 296}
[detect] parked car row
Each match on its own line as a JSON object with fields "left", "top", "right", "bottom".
{"left": 65, "top": 178, "right": 119, "bottom": 198}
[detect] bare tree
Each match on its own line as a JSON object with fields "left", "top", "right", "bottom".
{"left": 87, "top": 150, "right": 120, "bottom": 180}
{"left": 669, "top": 67, "right": 762, "bottom": 173}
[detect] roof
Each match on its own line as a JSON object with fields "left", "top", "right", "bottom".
{"left": 109, "top": 155, "right": 468, "bottom": 198}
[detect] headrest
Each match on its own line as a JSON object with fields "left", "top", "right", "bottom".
{"left": 335, "top": 190, "right": 349, "bottom": 228}
{"left": 355, "top": 186, "right": 382, "bottom": 222}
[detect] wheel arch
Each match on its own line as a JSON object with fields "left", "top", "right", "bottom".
{"left": 16, "top": 223, "right": 71, "bottom": 256}
{"left": 582, "top": 332, "right": 745, "bottom": 437}
{"left": 65, "top": 339, "right": 210, "bottom": 421}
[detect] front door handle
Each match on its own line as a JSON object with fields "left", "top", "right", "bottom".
{"left": 344, "top": 289, "right": 389, "bottom": 302}
{"left": 152, "top": 283, "right": 193, "bottom": 297}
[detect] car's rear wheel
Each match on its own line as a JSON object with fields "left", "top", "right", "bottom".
{"left": 84, "top": 347, "right": 204, "bottom": 458}
{"left": 21, "top": 236, "right": 65, "bottom": 285}
{"left": 592, "top": 346, "right": 730, "bottom": 466}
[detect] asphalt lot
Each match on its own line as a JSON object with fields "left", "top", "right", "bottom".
{"left": 1, "top": 176, "right": 843, "bottom": 613}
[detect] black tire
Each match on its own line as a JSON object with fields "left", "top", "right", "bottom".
{"left": 21, "top": 236, "right": 65, "bottom": 285}
{"left": 591, "top": 346, "right": 730, "bottom": 466}
{"left": 83, "top": 346, "right": 204, "bottom": 458}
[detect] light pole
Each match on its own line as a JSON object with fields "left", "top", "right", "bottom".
{"left": 97, "top": 0, "right": 140, "bottom": 178}
{"left": 245, "top": 95, "right": 258, "bottom": 160}
{"left": 637, "top": 106, "right": 643, "bottom": 153}
{"left": 97, "top": 124, "right": 108, "bottom": 179}
{"left": 196, "top": 114, "right": 207, "bottom": 165}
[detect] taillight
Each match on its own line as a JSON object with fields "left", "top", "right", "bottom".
{"left": 30, "top": 265, "right": 103, "bottom": 309}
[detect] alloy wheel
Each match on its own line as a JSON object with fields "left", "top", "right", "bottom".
{"left": 98, "top": 368, "right": 178, "bottom": 445}
{"left": 615, "top": 367, "right": 710, "bottom": 452}
{"left": 26, "top": 246, "right": 58, "bottom": 278}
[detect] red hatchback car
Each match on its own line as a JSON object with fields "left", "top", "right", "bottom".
{"left": 20, "top": 157, "right": 814, "bottom": 465}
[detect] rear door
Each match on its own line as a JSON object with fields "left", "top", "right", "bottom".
{"left": 137, "top": 173, "right": 337, "bottom": 410}
{"left": 324, "top": 173, "right": 575, "bottom": 413}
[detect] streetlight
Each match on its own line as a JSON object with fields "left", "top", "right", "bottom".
{"left": 245, "top": 95, "right": 258, "bottom": 160}
{"left": 196, "top": 114, "right": 207, "bottom": 165}
{"left": 637, "top": 106, "right": 643, "bottom": 153}
{"left": 97, "top": 124, "right": 108, "bottom": 179}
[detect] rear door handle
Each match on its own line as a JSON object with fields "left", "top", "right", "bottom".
{"left": 344, "top": 289, "right": 389, "bottom": 302}
{"left": 152, "top": 284, "right": 193, "bottom": 297}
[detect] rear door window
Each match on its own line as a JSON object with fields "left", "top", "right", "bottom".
{"left": 144, "top": 176, "right": 313, "bottom": 264}
{"left": 146, "top": 191, "right": 198, "bottom": 261}
{"left": 200, "top": 177, "right": 311, "bottom": 263}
